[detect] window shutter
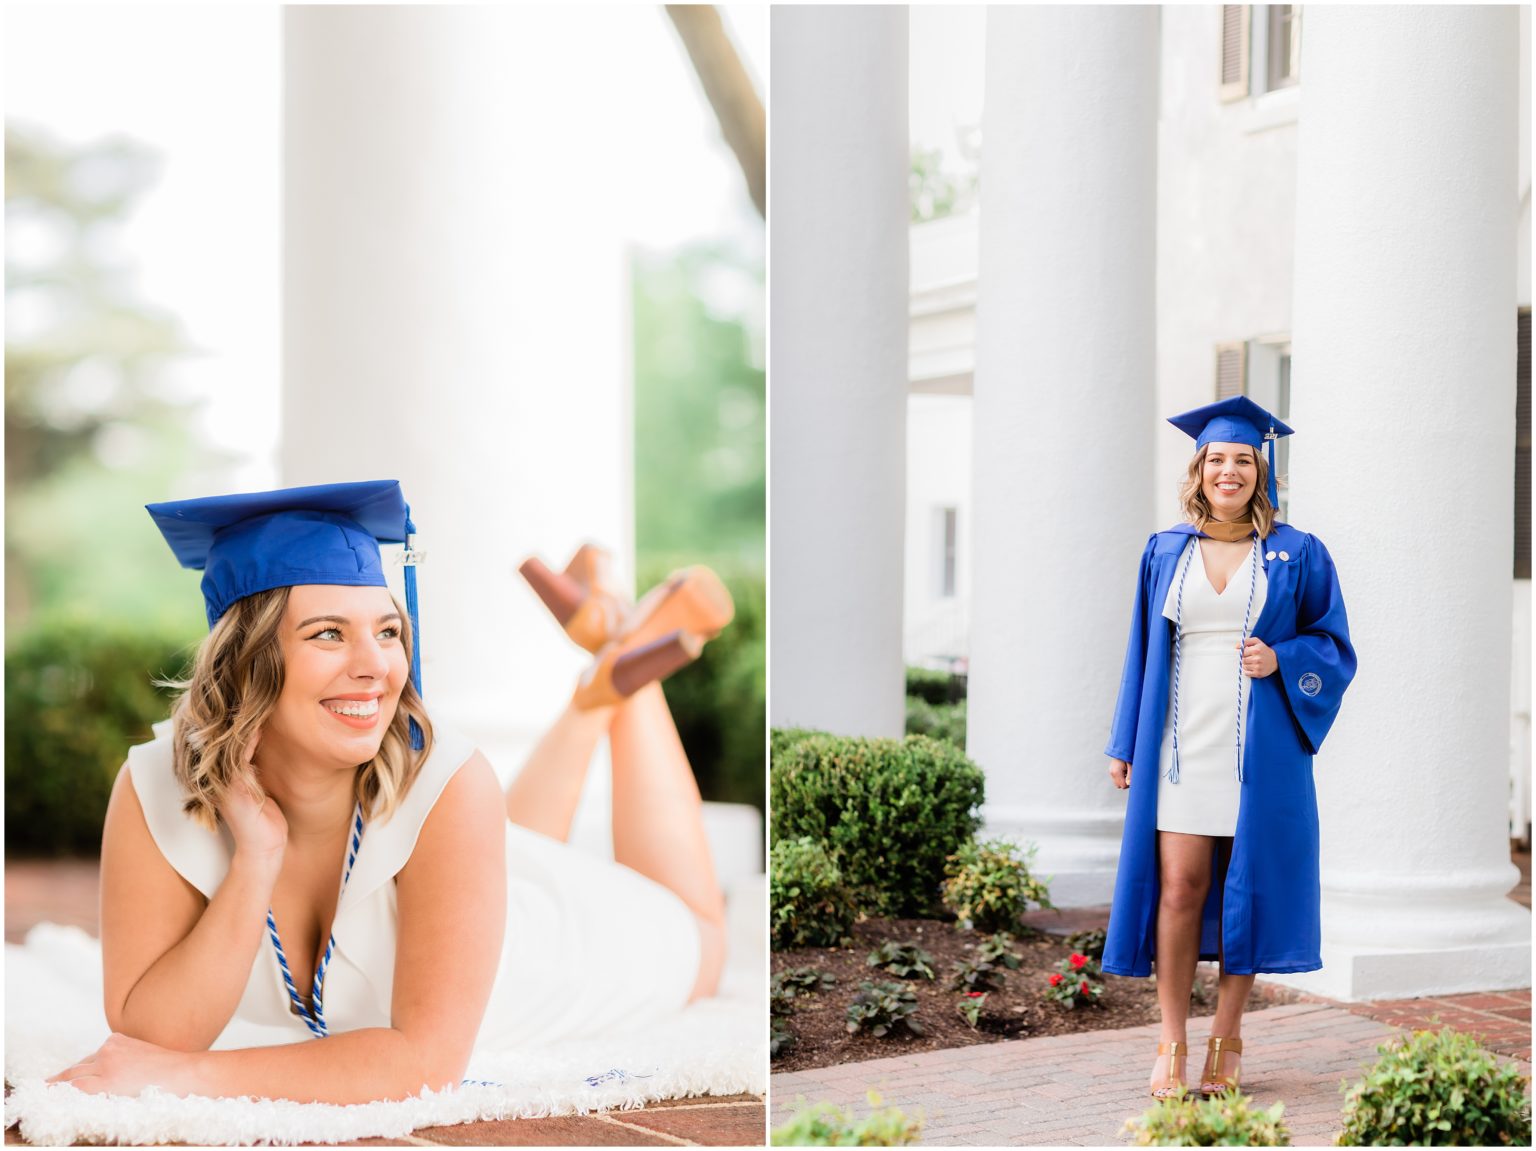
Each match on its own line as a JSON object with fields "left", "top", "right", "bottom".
{"left": 1517, "top": 307, "right": 1531, "bottom": 579}
{"left": 1215, "top": 342, "right": 1247, "bottom": 399}
{"left": 1220, "top": 6, "right": 1251, "bottom": 102}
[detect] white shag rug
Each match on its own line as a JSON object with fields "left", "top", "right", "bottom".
{"left": 5, "top": 876, "right": 767, "bottom": 1146}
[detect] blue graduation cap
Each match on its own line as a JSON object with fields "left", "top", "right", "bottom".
{"left": 1168, "top": 396, "right": 1294, "bottom": 506}
{"left": 146, "top": 479, "right": 425, "bottom": 748}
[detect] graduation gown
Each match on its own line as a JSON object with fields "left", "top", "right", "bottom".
{"left": 1102, "top": 521, "right": 1356, "bottom": 976}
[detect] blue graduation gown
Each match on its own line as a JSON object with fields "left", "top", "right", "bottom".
{"left": 1102, "top": 522, "right": 1356, "bottom": 977}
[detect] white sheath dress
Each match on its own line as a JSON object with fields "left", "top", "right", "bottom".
{"left": 1156, "top": 538, "right": 1267, "bottom": 836}
{"left": 127, "top": 721, "right": 702, "bottom": 1053}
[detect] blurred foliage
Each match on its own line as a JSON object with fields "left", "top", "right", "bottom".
{"left": 910, "top": 145, "right": 977, "bottom": 224}
{"left": 632, "top": 241, "right": 764, "bottom": 573}
{"left": 5, "top": 122, "right": 211, "bottom": 636}
{"left": 645, "top": 559, "right": 764, "bottom": 815}
{"left": 905, "top": 664, "right": 966, "bottom": 705}
{"left": 6, "top": 625, "right": 193, "bottom": 855}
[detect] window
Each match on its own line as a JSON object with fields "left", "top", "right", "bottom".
{"left": 1221, "top": 6, "right": 1301, "bottom": 102}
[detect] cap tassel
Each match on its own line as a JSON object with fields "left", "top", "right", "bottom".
{"left": 403, "top": 507, "right": 424, "bottom": 751}
{"left": 1265, "top": 427, "right": 1278, "bottom": 508}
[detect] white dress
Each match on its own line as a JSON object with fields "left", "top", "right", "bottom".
{"left": 127, "top": 722, "right": 701, "bottom": 1052}
{"left": 1156, "top": 538, "right": 1268, "bottom": 836}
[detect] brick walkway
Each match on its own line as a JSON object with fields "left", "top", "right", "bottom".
{"left": 771, "top": 999, "right": 1531, "bottom": 1147}
{"left": 4, "top": 860, "right": 764, "bottom": 1147}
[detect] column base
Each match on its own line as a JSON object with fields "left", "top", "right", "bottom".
{"left": 1266, "top": 937, "right": 1531, "bottom": 1002}
{"left": 982, "top": 803, "right": 1124, "bottom": 907}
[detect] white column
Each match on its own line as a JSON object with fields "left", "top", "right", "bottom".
{"left": 966, "top": 6, "right": 1159, "bottom": 906}
{"left": 281, "top": 7, "right": 630, "bottom": 766}
{"left": 769, "top": 6, "right": 909, "bottom": 737}
{"left": 1285, "top": 5, "right": 1528, "bottom": 999}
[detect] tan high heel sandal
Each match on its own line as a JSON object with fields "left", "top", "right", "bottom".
{"left": 1199, "top": 1036, "right": 1242, "bottom": 1097}
{"left": 1149, "top": 1041, "right": 1188, "bottom": 1099}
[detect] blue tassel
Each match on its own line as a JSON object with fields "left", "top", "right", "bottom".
{"left": 1266, "top": 428, "right": 1278, "bottom": 507}
{"left": 404, "top": 506, "right": 424, "bottom": 751}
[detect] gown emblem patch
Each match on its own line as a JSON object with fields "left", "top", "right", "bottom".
{"left": 1298, "top": 672, "right": 1323, "bottom": 697}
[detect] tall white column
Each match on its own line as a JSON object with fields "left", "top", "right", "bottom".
{"left": 281, "top": 7, "right": 630, "bottom": 762}
{"left": 1286, "top": 5, "right": 1528, "bottom": 999}
{"left": 769, "top": 7, "right": 908, "bottom": 737}
{"left": 967, "top": 6, "right": 1159, "bottom": 905}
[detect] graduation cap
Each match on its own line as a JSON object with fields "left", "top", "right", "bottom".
{"left": 146, "top": 479, "right": 426, "bottom": 748}
{"left": 1167, "top": 395, "right": 1294, "bottom": 506}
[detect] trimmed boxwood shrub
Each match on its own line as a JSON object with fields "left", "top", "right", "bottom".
{"left": 904, "top": 695, "right": 966, "bottom": 747}
{"left": 770, "top": 836, "right": 857, "bottom": 950}
{"left": 1124, "top": 1090, "right": 1290, "bottom": 1146}
{"left": 1337, "top": 1027, "right": 1531, "bottom": 1146}
{"left": 771, "top": 731, "right": 985, "bottom": 917}
{"left": 6, "top": 625, "right": 193, "bottom": 855}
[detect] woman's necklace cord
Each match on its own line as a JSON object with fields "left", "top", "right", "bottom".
{"left": 265, "top": 801, "right": 365, "bottom": 1039}
{"left": 1168, "top": 538, "right": 1261, "bottom": 785}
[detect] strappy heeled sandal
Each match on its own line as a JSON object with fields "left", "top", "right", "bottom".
{"left": 1149, "top": 1040, "right": 1188, "bottom": 1099}
{"left": 520, "top": 545, "right": 625, "bottom": 652}
{"left": 1199, "top": 1036, "right": 1243, "bottom": 1097}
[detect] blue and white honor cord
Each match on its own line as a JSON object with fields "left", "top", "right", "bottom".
{"left": 1168, "top": 537, "right": 1262, "bottom": 786}
{"left": 266, "top": 801, "right": 365, "bottom": 1038}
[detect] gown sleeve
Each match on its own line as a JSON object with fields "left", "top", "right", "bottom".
{"left": 1270, "top": 532, "right": 1356, "bottom": 755}
{"left": 1105, "top": 535, "right": 1158, "bottom": 762}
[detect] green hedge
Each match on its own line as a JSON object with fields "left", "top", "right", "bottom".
{"left": 904, "top": 696, "right": 966, "bottom": 747}
{"left": 6, "top": 625, "right": 193, "bottom": 856}
{"left": 771, "top": 730, "right": 985, "bottom": 917}
{"left": 642, "top": 562, "right": 765, "bottom": 815}
{"left": 905, "top": 665, "right": 965, "bottom": 705}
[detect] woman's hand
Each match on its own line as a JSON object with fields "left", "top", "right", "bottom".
{"left": 1239, "top": 637, "right": 1278, "bottom": 678}
{"left": 47, "top": 1033, "right": 204, "bottom": 1098}
{"left": 217, "top": 730, "right": 287, "bottom": 874}
{"left": 1108, "top": 758, "right": 1131, "bottom": 789}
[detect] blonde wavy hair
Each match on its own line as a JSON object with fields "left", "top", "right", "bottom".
{"left": 166, "top": 585, "right": 433, "bottom": 830}
{"left": 1178, "top": 443, "right": 1281, "bottom": 538}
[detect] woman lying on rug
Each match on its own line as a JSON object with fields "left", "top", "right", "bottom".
{"left": 48, "top": 480, "right": 733, "bottom": 1103}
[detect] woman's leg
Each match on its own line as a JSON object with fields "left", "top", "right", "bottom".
{"left": 607, "top": 681, "right": 727, "bottom": 1000}
{"left": 1208, "top": 837, "right": 1253, "bottom": 1079}
{"left": 1154, "top": 831, "right": 1216, "bottom": 1088}
{"left": 504, "top": 701, "right": 614, "bottom": 840}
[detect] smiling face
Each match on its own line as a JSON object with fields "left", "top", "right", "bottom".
{"left": 261, "top": 584, "right": 410, "bottom": 770}
{"left": 1200, "top": 441, "right": 1259, "bottom": 520}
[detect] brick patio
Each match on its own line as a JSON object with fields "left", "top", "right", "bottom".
{"left": 3, "top": 859, "right": 764, "bottom": 1147}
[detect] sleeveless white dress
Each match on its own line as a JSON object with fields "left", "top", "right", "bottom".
{"left": 127, "top": 722, "right": 701, "bottom": 1052}
{"left": 1156, "top": 538, "right": 1268, "bottom": 836}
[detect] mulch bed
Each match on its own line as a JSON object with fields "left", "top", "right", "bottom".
{"left": 771, "top": 914, "right": 1304, "bottom": 1074}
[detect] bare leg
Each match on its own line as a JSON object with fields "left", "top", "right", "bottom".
{"left": 504, "top": 701, "right": 614, "bottom": 840}
{"left": 608, "top": 681, "right": 727, "bottom": 1000}
{"left": 1208, "top": 837, "right": 1252, "bottom": 1084}
{"left": 1153, "top": 831, "right": 1216, "bottom": 1091}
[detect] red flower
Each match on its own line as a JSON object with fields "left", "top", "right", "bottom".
{"left": 1049, "top": 973, "right": 1063, "bottom": 986}
{"left": 1069, "top": 953, "right": 1087, "bottom": 969}
{"left": 1079, "top": 980, "right": 1089, "bottom": 994}
{"left": 964, "top": 991, "right": 984, "bottom": 998}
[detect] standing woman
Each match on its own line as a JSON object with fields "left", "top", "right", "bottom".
{"left": 1102, "top": 397, "right": 1355, "bottom": 1099}
{"left": 48, "top": 480, "right": 733, "bottom": 1102}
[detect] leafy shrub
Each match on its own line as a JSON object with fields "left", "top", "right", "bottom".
{"left": 6, "top": 625, "right": 193, "bottom": 855}
{"left": 770, "top": 726, "right": 821, "bottom": 761}
{"left": 643, "top": 562, "right": 764, "bottom": 816}
{"left": 775, "top": 967, "right": 837, "bottom": 997}
{"left": 1124, "top": 1089, "right": 1290, "bottom": 1146}
{"left": 905, "top": 665, "right": 964, "bottom": 705}
{"left": 845, "top": 981, "right": 925, "bottom": 1038}
{"left": 1065, "top": 927, "right": 1108, "bottom": 962}
{"left": 904, "top": 696, "right": 966, "bottom": 747}
{"left": 941, "top": 837, "right": 1055, "bottom": 932}
{"left": 956, "top": 991, "right": 986, "bottom": 1029}
{"left": 1336, "top": 1027, "right": 1531, "bottom": 1146}
{"left": 948, "top": 959, "right": 1006, "bottom": 993}
{"left": 771, "top": 1016, "right": 795, "bottom": 1059}
{"left": 771, "top": 837, "right": 857, "bottom": 950}
{"left": 771, "top": 732, "right": 985, "bottom": 917}
{"left": 974, "top": 932, "right": 1023, "bottom": 971}
{"left": 867, "top": 943, "right": 935, "bottom": 981}
{"left": 1045, "top": 953, "right": 1104, "bottom": 1008}
{"left": 772, "top": 1093, "right": 923, "bottom": 1146}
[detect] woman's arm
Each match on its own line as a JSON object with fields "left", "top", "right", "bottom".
{"left": 64, "top": 752, "right": 508, "bottom": 1102}
{"left": 100, "top": 765, "right": 282, "bottom": 1051}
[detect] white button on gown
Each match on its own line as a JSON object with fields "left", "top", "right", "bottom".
{"left": 1156, "top": 538, "right": 1268, "bottom": 837}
